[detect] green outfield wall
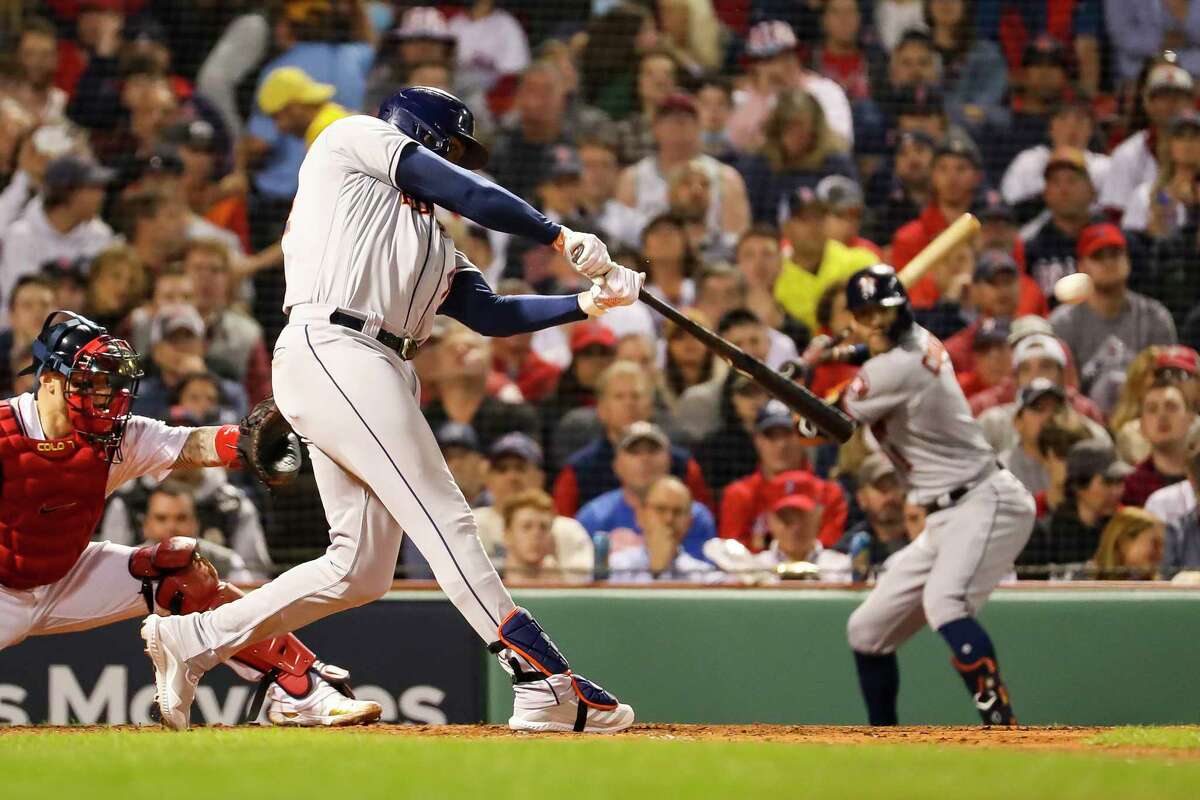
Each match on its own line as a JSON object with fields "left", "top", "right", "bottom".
{"left": 482, "top": 588, "right": 1200, "bottom": 726}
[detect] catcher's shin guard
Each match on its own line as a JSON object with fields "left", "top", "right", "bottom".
{"left": 952, "top": 655, "right": 1017, "bottom": 726}
{"left": 209, "top": 584, "right": 358, "bottom": 721}
{"left": 488, "top": 607, "right": 619, "bottom": 712}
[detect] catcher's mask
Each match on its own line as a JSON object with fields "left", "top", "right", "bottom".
{"left": 21, "top": 311, "right": 143, "bottom": 462}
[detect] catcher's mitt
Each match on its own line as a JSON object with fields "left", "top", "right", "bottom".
{"left": 238, "top": 396, "right": 302, "bottom": 488}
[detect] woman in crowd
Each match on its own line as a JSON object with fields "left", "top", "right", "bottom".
{"left": 735, "top": 89, "right": 856, "bottom": 224}
{"left": 579, "top": 3, "right": 659, "bottom": 120}
{"left": 1092, "top": 508, "right": 1166, "bottom": 580}
{"left": 924, "top": 0, "right": 1008, "bottom": 130}
{"left": 640, "top": 213, "right": 701, "bottom": 308}
{"left": 85, "top": 244, "right": 148, "bottom": 330}
{"left": 695, "top": 374, "right": 771, "bottom": 502}
{"left": 662, "top": 309, "right": 722, "bottom": 411}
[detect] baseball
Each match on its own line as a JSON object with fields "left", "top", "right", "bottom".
{"left": 1054, "top": 272, "right": 1093, "bottom": 304}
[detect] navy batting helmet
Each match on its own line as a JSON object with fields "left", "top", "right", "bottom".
{"left": 21, "top": 311, "right": 142, "bottom": 460}
{"left": 845, "top": 265, "right": 915, "bottom": 341}
{"left": 378, "top": 86, "right": 488, "bottom": 170}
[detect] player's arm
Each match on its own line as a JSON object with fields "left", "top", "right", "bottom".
{"left": 172, "top": 426, "right": 239, "bottom": 469}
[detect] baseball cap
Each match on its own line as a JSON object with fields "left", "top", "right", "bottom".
{"left": 933, "top": 136, "right": 982, "bottom": 170}
{"left": 816, "top": 175, "right": 864, "bottom": 212}
{"left": 125, "top": 16, "right": 168, "bottom": 46}
{"left": 755, "top": 399, "right": 794, "bottom": 434}
{"left": 393, "top": 6, "right": 455, "bottom": 41}
{"left": 151, "top": 304, "right": 206, "bottom": 344}
{"left": 489, "top": 432, "right": 543, "bottom": 466}
{"left": 771, "top": 493, "right": 816, "bottom": 515}
{"left": 1013, "top": 334, "right": 1067, "bottom": 368}
{"left": 1169, "top": 109, "right": 1200, "bottom": 135}
{"left": 1017, "top": 377, "right": 1066, "bottom": 411}
{"left": 972, "top": 318, "right": 1012, "bottom": 350}
{"left": 43, "top": 155, "right": 115, "bottom": 193}
{"left": 1008, "top": 315, "right": 1053, "bottom": 345}
{"left": 856, "top": 452, "right": 897, "bottom": 487}
{"left": 786, "top": 184, "right": 823, "bottom": 216}
{"left": 656, "top": 93, "right": 698, "bottom": 119}
{"left": 1155, "top": 345, "right": 1200, "bottom": 375}
{"left": 258, "top": 67, "right": 336, "bottom": 115}
{"left": 976, "top": 194, "right": 1016, "bottom": 224}
{"left": 894, "top": 83, "right": 944, "bottom": 118}
{"left": 1066, "top": 440, "right": 1134, "bottom": 484}
{"left": 973, "top": 249, "right": 1019, "bottom": 282}
{"left": 1077, "top": 223, "right": 1126, "bottom": 260}
{"left": 538, "top": 145, "right": 582, "bottom": 184}
{"left": 745, "top": 20, "right": 798, "bottom": 59}
{"left": 569, "top": 321, "right": 617, "bottom": 353}
{"left": 164, "top": 119, "right": 217, "bottom": 152}
{"left": 617, "top": 421, "right": 669, "bottom": 452}
{"left": 126, "top": 146, "right": 185, "bottom": 184}
{"left": 1022, "top": 34, "right": 1067, "bottom": 68}
{"left": 1145, "top": 62, "right": 1195, "bottom": 96}
{"left": 435, "top": 421, "right": 481, "bottom": 453}
{"left": 1044, "top": 146, "right": 1089, "bottom": 179}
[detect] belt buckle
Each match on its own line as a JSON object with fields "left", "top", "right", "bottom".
{"left": 397, "top": 337, "right": 418, "bottom": 360}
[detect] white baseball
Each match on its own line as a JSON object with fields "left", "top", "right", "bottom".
{"left": 1054, "top": 272, "right": 1093, "bottom": 304}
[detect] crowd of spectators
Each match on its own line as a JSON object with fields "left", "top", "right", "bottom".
{"left": 4, "top": 1, "right": 1200, "bottom": 585}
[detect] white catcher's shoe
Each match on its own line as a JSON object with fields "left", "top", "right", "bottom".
{"left": 509, "top": 673, "right": 635, "bottom": 733}
{"left": 141, "top": 614, "right": 203, "bottom": 731}
{"left": 266, "top": 674, "right": 383, "bottom": 727}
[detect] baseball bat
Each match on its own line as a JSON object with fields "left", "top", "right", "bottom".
{"left": 637, "top": 288, "right": 857, "bottom": 443}
{"left": 896, "top": 212, "right": 981, "bottom": 289}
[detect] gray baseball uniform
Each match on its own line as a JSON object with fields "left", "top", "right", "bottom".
{"left": 844, "top": 327, "right": 1036, "bottom": 653}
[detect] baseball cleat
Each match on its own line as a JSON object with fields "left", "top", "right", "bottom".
{"left": 141, "top": 614, "right": 202, "bottom": 731}
{"left": 266, "top": 675, "right": 383, "bottom": 727}
{"left": 509, "top": 673, "right": 635, "bottom": 734}
{"left": 974, "top": 682, "right": 1017, "bottom": 727}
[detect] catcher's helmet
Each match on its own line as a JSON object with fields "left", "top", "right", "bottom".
{"left": 21, "top": 311, "right": 143, "bottom": 460}
{"left": 378, "top": 86, "right": 488, "bottom": 170}
{"left": 845, "top": 264, "right": 915, "bottom": 342}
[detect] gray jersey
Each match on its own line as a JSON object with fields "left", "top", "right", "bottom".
{"left": 843, "top": 326, "right": 995, "bottom": 504}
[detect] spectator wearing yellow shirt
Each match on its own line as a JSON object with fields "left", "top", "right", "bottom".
{"left": 773, "top": 185, "right": 878, "bottom": 330}
{"left": 257, "top": 67, "right": 353, "bottom": 149}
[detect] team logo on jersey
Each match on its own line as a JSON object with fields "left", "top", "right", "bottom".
{"left": 849, "top": 374, "right": 870, "bottom": 400}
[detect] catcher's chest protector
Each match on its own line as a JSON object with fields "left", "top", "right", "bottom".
{"left": 0, "top": 403, "right": 111, "bottom": 590}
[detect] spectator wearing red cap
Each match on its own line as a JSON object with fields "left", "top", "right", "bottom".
{"left": 1113, "top": 345, "right": 1200, "bottom": 465}
{"left": 616, "top": 92, "right": 750, "bottom": 245}
{"left": 744, "top": 491, "right": 852, "bottom": 582}
{"left": 727, "top": 20, "right": 853, "bottom": 153}
{"left": 538, "top": 321, "right": 616, "bottom": 457}
{"left": 1099, "top": 60, "right": 1196, "bottom": 219}
{"left": 552, "top": 362, "right": 712, "bottom": 517}
{"left": 1021, "top": 147, "right": 1104, "bottom": 298}
{"left": 1050, "top": 224, "right": 1177, "bottom": 405}
{"left": 719, "top": 400, "right": 847, "bottom": 551}
{"left": 1123, "top": 382, "right": 1198, "bottom": 507}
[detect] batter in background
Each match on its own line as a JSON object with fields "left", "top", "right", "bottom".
{"left": 142, "top": 87, "right": 643, "bottom": 733}
{"left": 832, "top": 265, "right": 1036, "bottom": 726}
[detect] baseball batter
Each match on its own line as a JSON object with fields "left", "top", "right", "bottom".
{"left": 143, "top": 88, "right": 642, "bottom": 732}
{"left": 1, "top": 312, "right": 380, "bottom": 726}
{"left": 835, "top": 265, "right": 1036, "bottom": 726}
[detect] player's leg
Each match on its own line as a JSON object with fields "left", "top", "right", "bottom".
{"left": 922, "top": 470, "right": 1037, "bottom": 726}
{"left": 0, "top": 586, "right": 38, "bottom": 652}
{"left": 845, "top": 537, "right": 938, "bottom": 725}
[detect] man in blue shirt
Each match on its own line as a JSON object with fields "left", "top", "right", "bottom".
{"left": 577, "top": 422, "right": 716, "bottom": 563}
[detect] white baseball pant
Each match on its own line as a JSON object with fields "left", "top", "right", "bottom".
{"left": 846, "top": 468, "right": 1036, "bottom": 654}
{"left": 172, "top": 307, "right": 516, "bottom": 670}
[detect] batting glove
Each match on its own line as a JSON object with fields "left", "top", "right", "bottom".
{"left": 578, "top": 265, "right": 645, "bottom": 316}
{"left": 555, "top": 226, "right": 612, "bottom": 279}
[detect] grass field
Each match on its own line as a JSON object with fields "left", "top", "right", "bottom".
{"left": 3, "top": 725, "right": 1197, "bottom": 800}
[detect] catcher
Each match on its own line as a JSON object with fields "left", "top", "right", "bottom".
{"left": 0, "top": 311, "right": 380, "bottom": 727}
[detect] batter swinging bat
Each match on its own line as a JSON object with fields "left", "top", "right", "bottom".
{"left": 636, "top": 288, "right": 857, "bottom": 443}
{"left": 896, "top": 212, "right": 981, "bottom": 289}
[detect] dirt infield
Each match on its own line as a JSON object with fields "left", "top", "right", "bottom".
{"left": 0, "top": 723, "right": 1134, "bottom": 751}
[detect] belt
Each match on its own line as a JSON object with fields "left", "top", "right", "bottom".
{"left": 329, "top": 311, "right": 420, "bottom": 360}
{"left": 921, "top": 461, "right": 1003, "bottom": 516}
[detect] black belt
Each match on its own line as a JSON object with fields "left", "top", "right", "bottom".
{"left": 329, "top": 311, "right": 419, "bottom": 360}
{"left": 921, "top": 461, "right": 1003, "bottom": 516}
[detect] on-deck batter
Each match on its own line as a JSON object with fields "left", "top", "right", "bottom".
{"left": 835, "top": 265, "right": 1036, "bottom": 726}
{"left": 143, "top": 87, "right": 644, "bottom": 732}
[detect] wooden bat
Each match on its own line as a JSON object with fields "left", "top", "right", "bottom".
{"left": 637, "top": 289, "right": 857, "bottom": 443}
{"left": 896, "top": 212, "right": 981, "bottom": 289}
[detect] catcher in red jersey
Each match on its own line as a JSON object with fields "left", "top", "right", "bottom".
{"left": 0, "top": 311, "right": 380, "bottom": 727}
